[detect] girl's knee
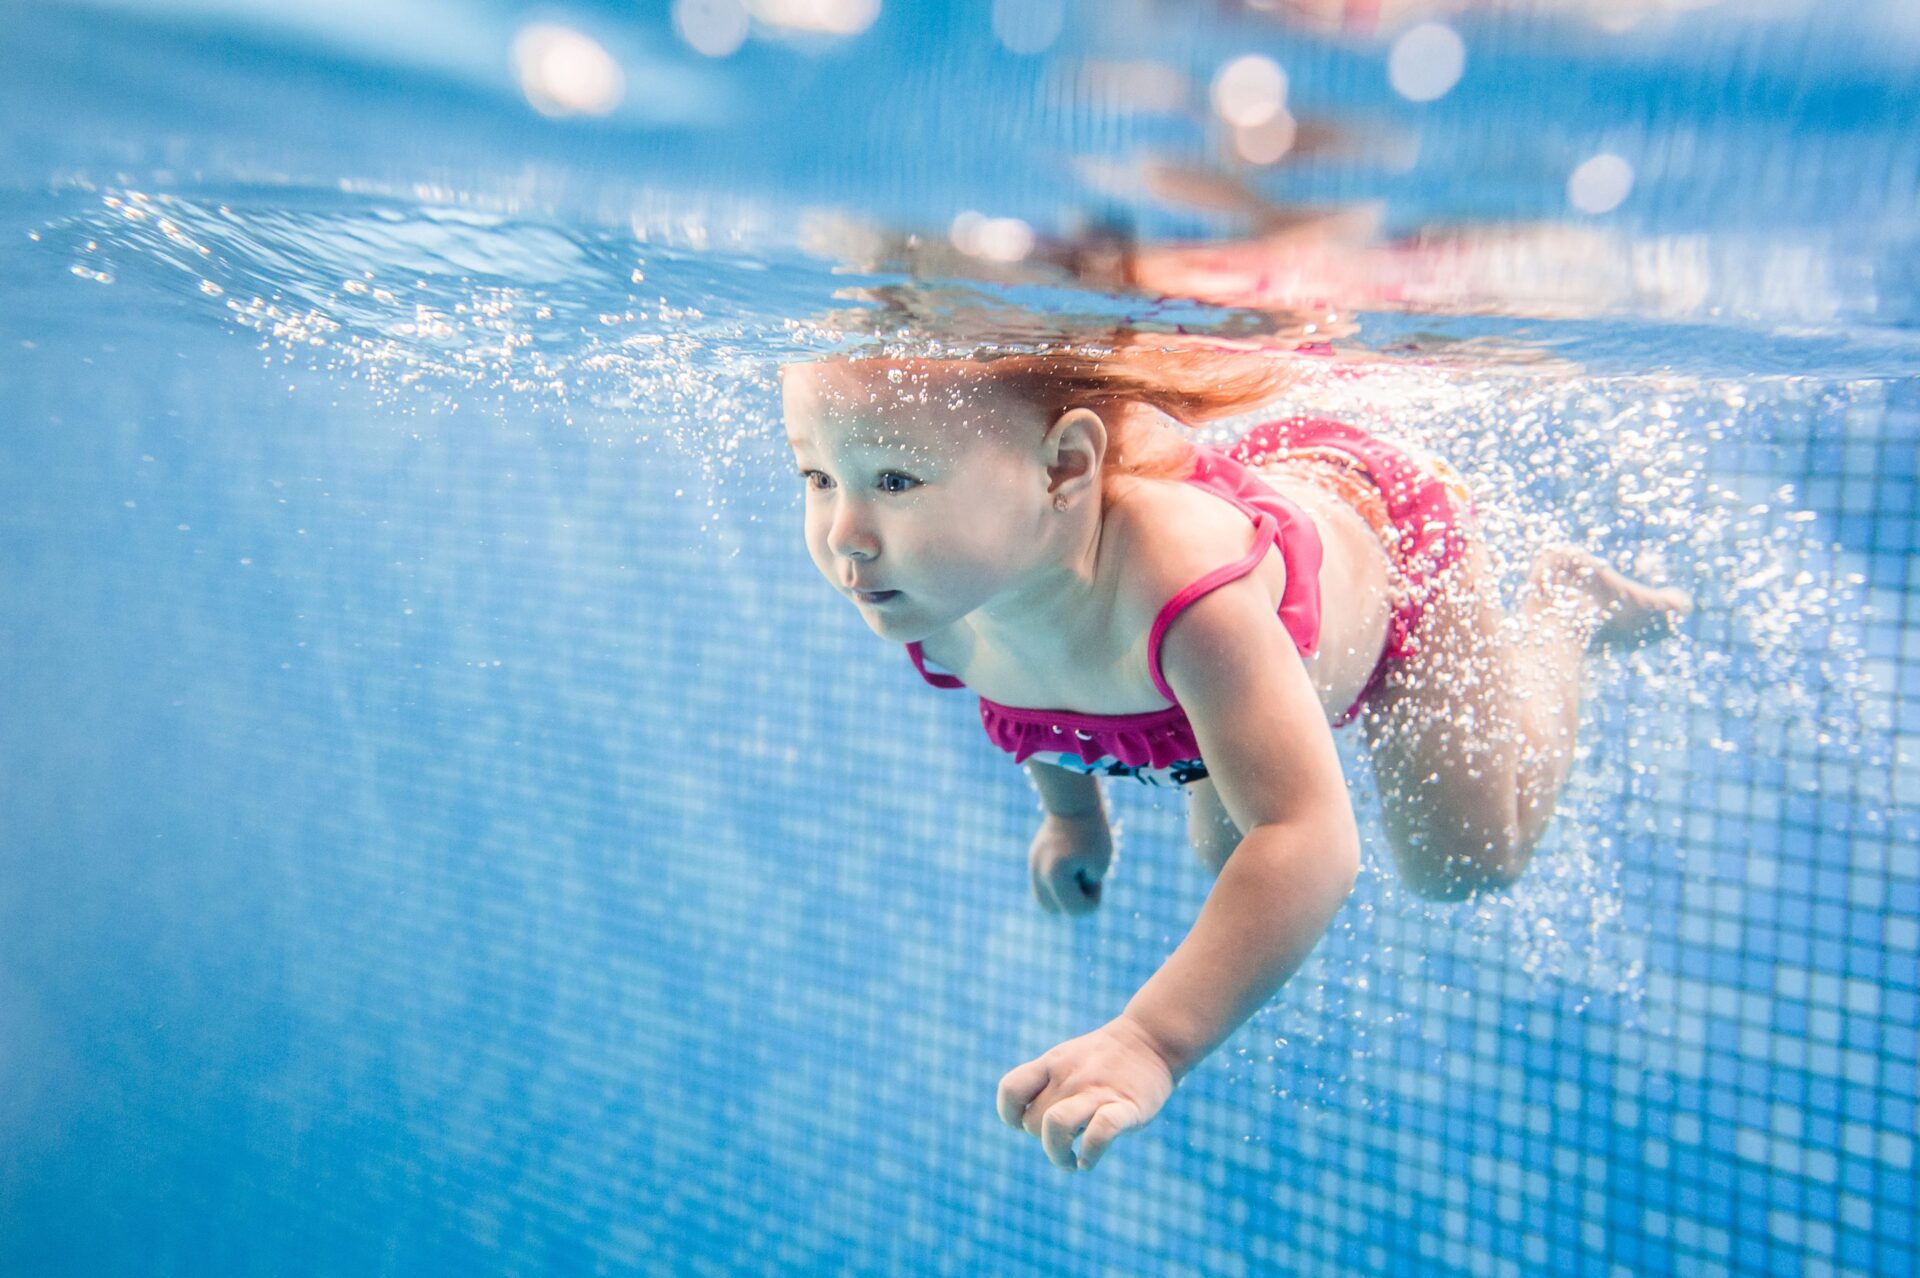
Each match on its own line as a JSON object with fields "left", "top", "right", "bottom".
{"left": 1391, "top": 829, "right": 1528, "bottom": 901}
{"left": 1402, "top": 856, "right": 1524, "bottom": 901}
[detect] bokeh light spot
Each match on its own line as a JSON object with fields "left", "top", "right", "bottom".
{"left": 992, "top": 0, "right": 1063, "bottom": 54}
{"left": 673, "top": 0, "right": 750, "bottom": 57}
{"left": 513, "top": 24, "right": 624, "bottom": 117}
{"left": 1568, "top": 152, "right": 1635, "bottom": 213}
{"left": 1388, "top": 22, "right": 1466, "bottom": 102}
{"left": 748, "top": 0, "right": 881, "bottom": 37}
{"left": 1232, "top": 109, "right": 1298, "bottom": 165}
{"left": 949, "top": 210, "right": 1033, "bottom": 263}
{"left": 1210, "top": 54, "right": 1288, "bottom": 129}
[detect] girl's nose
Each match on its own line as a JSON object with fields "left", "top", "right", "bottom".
{"left": 826, "top": 504, "right": 879, "bottom": 560}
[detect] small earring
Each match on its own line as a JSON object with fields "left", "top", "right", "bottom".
{"left": 1053, "top": 495, "right": 1069, "bottom": 511}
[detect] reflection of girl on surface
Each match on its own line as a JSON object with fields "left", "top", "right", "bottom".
{"left": 781, "top": 337, "right": 1688, "bottom": 1174}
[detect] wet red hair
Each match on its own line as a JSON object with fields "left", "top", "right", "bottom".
{"left": 807, "top": 338, "right": 1294, "bottom": 502}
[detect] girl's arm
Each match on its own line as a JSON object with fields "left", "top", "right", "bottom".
{"left": 1025, "top": 758, "right": 1106, "bottom": 821}
{"left": 1121, "top": 575, "right": 1360, "bottom": 1078}
{"left": 1024, "top": 759, "right": 1112, "bottom": 915}
{"left": 998, "top": 570, "right": 1360, "bottom": 1173}
{"left": 1121, "top": 819, "right": 1357, "bottom": 1078}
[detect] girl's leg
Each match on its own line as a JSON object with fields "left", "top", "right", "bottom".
{"left": 1359, "top": 541, "right": 1689, "bottom": 901}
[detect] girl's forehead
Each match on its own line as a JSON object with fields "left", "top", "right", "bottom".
{"left": 785, "top": 360, "right": 1009, "bottom": 410}
{"left": 782, "top": 361, "right": 1033, "bottom": 448}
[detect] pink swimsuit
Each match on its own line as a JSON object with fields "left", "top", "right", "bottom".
{"left": 905, "top": 417, "right": 1472, "bottom": 787}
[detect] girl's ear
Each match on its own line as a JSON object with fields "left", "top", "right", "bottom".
{"left": 1043, "top": 408, "right": 1107, "bottom": 504}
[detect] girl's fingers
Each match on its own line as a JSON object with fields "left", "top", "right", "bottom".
{"left": 1030, "top": 848, "right": 1061, "bottom": 913}
{"left": 1038, "top": 1093, "right": 1104, "bottom": 1171}
{"left": 996, "top": 1059, "right": 1050, "bottom": 1129}
{"left": 1077, "top": 1101, "right": 1136, "bottom": 1171}
{"left": 1034, "top": 866, "right": 1062, "bottom": 913}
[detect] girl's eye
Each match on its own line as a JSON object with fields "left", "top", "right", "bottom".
{"left": 799, "top": 470, "right": 918, "bottom": 494}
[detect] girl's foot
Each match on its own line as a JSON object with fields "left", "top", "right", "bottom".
{"left": 1523, "top": 545, "right": 1692, "bottom": 651}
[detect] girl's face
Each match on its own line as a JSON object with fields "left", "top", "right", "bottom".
{"left": 781, "top": 361, "right": 1058, "bottom": 643}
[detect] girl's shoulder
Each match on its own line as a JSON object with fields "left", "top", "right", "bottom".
{"left": 1099, "top": 473, "right": 1289, "bottom": 639}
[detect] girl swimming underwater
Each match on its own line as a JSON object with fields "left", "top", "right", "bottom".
{"left": 780, "top": 341, "right": 1689, "bottom": 1175}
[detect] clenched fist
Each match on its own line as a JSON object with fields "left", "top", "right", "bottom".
{"left": 1027, "top": 811, "right": 1112, "bottom": 916}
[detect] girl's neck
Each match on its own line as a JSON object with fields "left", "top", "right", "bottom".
{"left": 964, "top": 498, "right": 1114, "bottom": 660}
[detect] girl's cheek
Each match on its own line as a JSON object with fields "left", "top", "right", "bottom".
{"left": 802, "top": 522, "right": 832, "bottom": 570}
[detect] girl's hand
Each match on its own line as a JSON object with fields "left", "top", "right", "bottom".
{"left": 995, "top": 1016, "right": 1177, "bottom": 1173}
{"left": 1027, "top": 811, "right": 1112, "bottom": 915}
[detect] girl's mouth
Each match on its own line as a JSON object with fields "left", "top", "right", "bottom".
{"left": 853, "top": 589, "right": 901, "bottom": 605}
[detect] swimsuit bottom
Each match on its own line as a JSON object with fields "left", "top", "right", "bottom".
{"left": 1228, "top": 418, "right": 1476, "bottom": 721}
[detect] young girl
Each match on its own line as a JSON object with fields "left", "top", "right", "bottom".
{"left": 780, "top": 340, "right": 1688, "bottom": 1176}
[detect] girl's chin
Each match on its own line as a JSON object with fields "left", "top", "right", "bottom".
{"left": 858, "top": 603, "right": 939, "bottom": 643}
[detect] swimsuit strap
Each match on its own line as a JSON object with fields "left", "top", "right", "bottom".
{"left": 1145, "top": 510, "right": 1281, "bottom": 705}
{"left": 905, "top": 641, "right": 967, "bottom": 690}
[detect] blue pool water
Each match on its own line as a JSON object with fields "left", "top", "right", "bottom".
{"left": 2, "top": 2, "right": 1916, "bottom": 1275}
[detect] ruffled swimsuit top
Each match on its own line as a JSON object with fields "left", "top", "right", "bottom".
{"left": 904, "top": 429, "right": 1328, "bottom": 788}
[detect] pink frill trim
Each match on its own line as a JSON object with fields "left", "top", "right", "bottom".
{"left": 976, "top": 699, "right": 1200, "bottom": 769}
